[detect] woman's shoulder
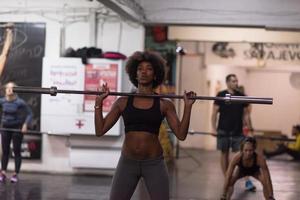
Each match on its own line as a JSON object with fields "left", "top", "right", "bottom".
{"left": 160, "top": 98, "right": 175, "bottom": 110}
{"left": 160, "top": 98, "right": 173, "bottom": 105}
{"left": 116, "top": 96, "right": 128, "bottom": 103}
{"left": 15, "top": 97, "right": 26, "bottom": 104}
{"left": 217, "top": 90, "right": 227, "bottom": 96}
{"left": 114, "top": 96, "right": 129, "bottom": 110}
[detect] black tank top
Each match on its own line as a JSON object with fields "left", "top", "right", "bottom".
{"left": 122, "top": 96, "right": 164, "bottom": 134}
{"left": 238, "top": 152, "right": 260, "bottom": 176}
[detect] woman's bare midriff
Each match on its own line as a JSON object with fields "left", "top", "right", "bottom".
{"left": 122, "top": 131, "right": 163, "bottom": 160}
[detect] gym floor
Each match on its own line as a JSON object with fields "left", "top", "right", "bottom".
{"left": 0, "top": 149, "right": 299, "bottom": 200}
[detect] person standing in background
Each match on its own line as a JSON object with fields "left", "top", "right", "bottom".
{"left": 0, "top": 82, "right": 33, "bottom": 183}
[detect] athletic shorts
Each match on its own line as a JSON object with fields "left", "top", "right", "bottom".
{"left": 217, "top": 129, "right": 244, "bottom": 152}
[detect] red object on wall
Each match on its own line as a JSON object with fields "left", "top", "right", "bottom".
{"left": 243, "top": 126, "right": 249, "bottom": 136}
{"left": 152, "top": 26, "right": 167, "bottom": 43}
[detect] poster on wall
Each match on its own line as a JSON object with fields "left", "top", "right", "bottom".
{"left": 0, "top": 22, "right": 45, "bottom": 160}
{"left": 84, "top": 63, "right": 118, "bottom": 112}
{"left": 41, "top": 58, "right": 124, "bottom": 136}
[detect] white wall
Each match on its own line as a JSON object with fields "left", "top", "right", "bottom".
{"left": 247, "top": 69, "right": 300, "bottom": 135}
{"left": 0, "top": 0, "right": 144, "bottom": 173}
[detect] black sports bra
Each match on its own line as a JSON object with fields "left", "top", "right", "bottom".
{"left": 238, "top": 152, "right": 260, "bottom": 175}
{"left": 122, "top": 96, "right": 164, "bottom": 134}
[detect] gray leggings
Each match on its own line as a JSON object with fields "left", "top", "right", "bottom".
{"left": 109, "top": 154, "right": 169, "bottom": 200}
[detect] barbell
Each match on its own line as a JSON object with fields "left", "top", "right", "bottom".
{"left": 12, "top": 86, "right": 273, "bottom": 105}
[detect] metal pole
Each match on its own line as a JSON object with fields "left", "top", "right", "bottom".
{"left": 13, "top": 86, "right": 273, "bottom": 105}
{"left": 185, "top": 130, "right": 296, "bottom": 142}
{"left": 0, "top": 128, "right": 48, "bottom": 135}
{"left": 175, "top": 53, "right": 183, "bottom": 159}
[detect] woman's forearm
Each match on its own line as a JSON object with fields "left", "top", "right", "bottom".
{"left": 177, "top": 104, "right": 193, "bottom": 140}
{"left": 94, "top": 105, "right": 105, "bottom": 137}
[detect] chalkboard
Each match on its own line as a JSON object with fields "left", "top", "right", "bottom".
{"left": 0, "top": 22, "right": 46, "bottom": 131}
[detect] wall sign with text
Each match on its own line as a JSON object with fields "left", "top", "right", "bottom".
{"left": 41, "top": 58, "right": 125, "bottom": 136}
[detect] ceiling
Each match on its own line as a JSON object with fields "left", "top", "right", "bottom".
{"left": 97, "top": 0, "right": 300, "bottom": 30}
